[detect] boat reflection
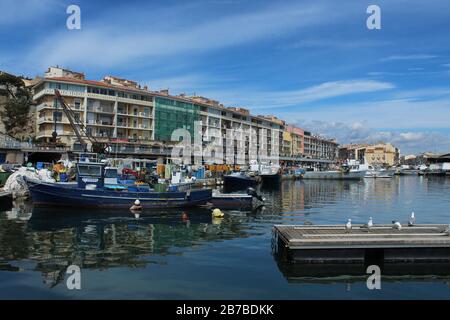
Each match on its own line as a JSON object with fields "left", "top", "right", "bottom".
{"left": 0, "top": 205, "right": 255, "bottom": 287}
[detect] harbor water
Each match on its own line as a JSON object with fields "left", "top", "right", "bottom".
{"left": 1, "top": 175, "right": 450, "bottom": 299}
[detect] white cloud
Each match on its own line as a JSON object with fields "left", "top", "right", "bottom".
{"left": 381, "top": 54, "right": 438, "bottom": 62}
{"left": 27, "top": 2, "right": 330, "bottom": 69}
{"left": 203, "top": 79, "right": 394, "bottom": 109}
{"left": 289, "top": 119, "right": 450, "bottom": 154}
{"left": 275, "top": 97, "right": 450, "bottom": 130}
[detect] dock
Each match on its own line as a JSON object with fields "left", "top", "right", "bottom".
{"left": 273, "top": 224, "right": 450, "bottom": 263}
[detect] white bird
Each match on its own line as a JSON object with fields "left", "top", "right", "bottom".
{"left": 408, "top": 211, "right": 415, "bottom": 226}
{"left": 361, "top": 217, "right": 373, "bottom": 232}
{"left": 367, "top": 217, "right": 373, "bottom": 229}
{"left": 345, "top": 219, "right": 352, "bottom": 233}
{"left": 392, "top": 220, "right": 402, "bottom": 230}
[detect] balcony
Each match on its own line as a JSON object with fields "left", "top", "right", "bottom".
{"left": 117, "top": 96, "right": 153, "bottom": 106}
{"left": 117, "top": 110, "right": 153, "bottom": 118}
{"left": 33, "top": 88, "right": 85, "bottom": 100}
{"left": 37, "top": 117, "right": 71, "bottom": 125}
{"left": 36, "top": 103, "right": 53, "bottom": 112}
{"left": 87, "top": 120, "right": 114, "bottom": 126}
{"left": 87, "top": 106, "right": 114, "bottom": 114}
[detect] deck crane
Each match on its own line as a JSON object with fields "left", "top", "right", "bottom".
{"left": 53, "top": 89, "right": 110, "bottom": 155}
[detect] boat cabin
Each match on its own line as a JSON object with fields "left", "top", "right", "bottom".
{"left": 76, "top": 162, "right": 106, "bottom": 189}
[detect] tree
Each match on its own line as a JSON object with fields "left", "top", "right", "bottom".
{"left": 0, "top": 72, "right": 33, "bottom": 138}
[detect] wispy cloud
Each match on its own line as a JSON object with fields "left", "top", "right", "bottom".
{"left": 290, "top": 119, "right": 450, "bottom": 154}
{"left": 203, "top": 80, "right": 394, "bottom": 109}
{"left": 27, "top": 2, "right": 331, "bottom": 70}
{"left": 279, "top": 39, "right": 390, "bottom": 50}
{"left": 380, "top": 54, "right": 438, "bottom": 62}
{"left": 276, "top": 97, "right": 450, "bottom": 131}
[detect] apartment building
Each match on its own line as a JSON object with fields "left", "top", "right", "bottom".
{"left": 286, "top": 125, "right": 304, "bottom": 157}
{"left": 33, "top": 67, "right": 284, "bottom": 163}
{"left": 33, "top": 70, "right": 154, "bottom": 152}
{"left": 303, "top": 131, "right": 338, "bottom": 160}
{"left": 364, "top": 143, "right": 400, "bottom": 166}
{"left": 338, "top": 144, "right": 369, "bottom": 163}
{"left": 339, "top": 143, "right": 400, "bottom": 166}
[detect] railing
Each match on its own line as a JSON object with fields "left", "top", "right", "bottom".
{"left": 109, "top": 145, "right": 171, "bottom": 155}
{"left": 0, "top": 133, "right": 22, "bottom": 149}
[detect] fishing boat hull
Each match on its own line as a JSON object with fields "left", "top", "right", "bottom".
{"left": 260, "top": 173, "right": 281, "bottom": 184}
{"left": 364, "top": 169, "right": 395, "bottom": 178}
{"left": 223, "top": 174, "right": 256, "bottom": 191}
{"left": 210, "top": 193, "right": 253, "bottom": 210}
{"left": 25, "top": 178, "right": 212, "bottom": 209}
{"left": 301, "top": 170, "right": 366, "bottom": 180}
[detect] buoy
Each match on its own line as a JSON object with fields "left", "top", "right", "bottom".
{"left": 212, "top": 208, "right": 224, "bottom": 218}
{"left": 130, "top": 199, "right": 143, "bottom": 212}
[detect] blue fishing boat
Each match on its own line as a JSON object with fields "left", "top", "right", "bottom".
{"left": 223, "top": 172, "right": 257, "bottom": 191}
{"left": 210, "top": 187, "right": 265, "bottom": 210}
{"left": 24, "top": 162, "right": 212, "bottom": 209}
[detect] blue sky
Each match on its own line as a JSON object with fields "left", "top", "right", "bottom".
{"left": 1, "top": 0, "right": 450, "bottom": 154}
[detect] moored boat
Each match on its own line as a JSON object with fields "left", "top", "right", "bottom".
{"left": 364, "top": 166, "right": 395, "bottom": 178}
{"left": 259, "top": 164, "right": 281, "bottom": 183}
{"left": 210, "top": 191, "right": 253, "bottom": 210}
{"left": 24, "top": 162, "right": 212, "bottom": 209}
{"left": 210, "top": 187, "right": 264, "bottom": 210}
{"left": 223, "top": 172, "right": 257, "bottom": 191}
{"left": 301, "top": 163, "right": 366, "bottom": 180}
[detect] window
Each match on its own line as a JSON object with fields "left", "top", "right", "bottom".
{"left": 74, "top": 113, "right": 81, "bottom": 122}
{"left": 77, "top": 164, "right": 102, "bottom": 177}
{"left": 74, "top": 99, "right": 81, "bottom": 109}
{"left": 88, "top": 87, "right": 100, "bottom": 94}
{"left": 53, "top": 111, "right": 63, "bottom": 122}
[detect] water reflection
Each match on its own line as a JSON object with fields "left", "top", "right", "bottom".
{"left": 0, "top": 176, "right": 449, "bottom": 298}
{"left": 0, "top": 206, "right": 255, "bottom": 287}
{"left": 275, "top": 259, "right": 450, "bottom": 284}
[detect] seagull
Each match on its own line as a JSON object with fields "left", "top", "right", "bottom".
{"left": 345, "top": 219, "right": 352, "bottom": 233}
{"left": 408, "top": 212, "right": 415, "bottom": 226}
{"left": 361, "top": 217, "right": 373, "bottom": 232}
{"left": 368, "top": 217, "right": 373, "bottom": 228}
{"left": 392, "top": 220, "right": 402, "bottom": 230}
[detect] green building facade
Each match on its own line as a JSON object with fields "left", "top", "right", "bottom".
{"left": 154, "top": 97, "right": 201, "bottom": 141}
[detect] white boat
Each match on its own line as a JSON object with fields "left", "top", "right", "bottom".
{"left": 259, "top": 164, "right": 281, "bottom": 183}
{"left": 301, "top": 162, "right": 366, "bottom": 180}
{"left": 363, "top": 165, "right": 395, "bottom": 178}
